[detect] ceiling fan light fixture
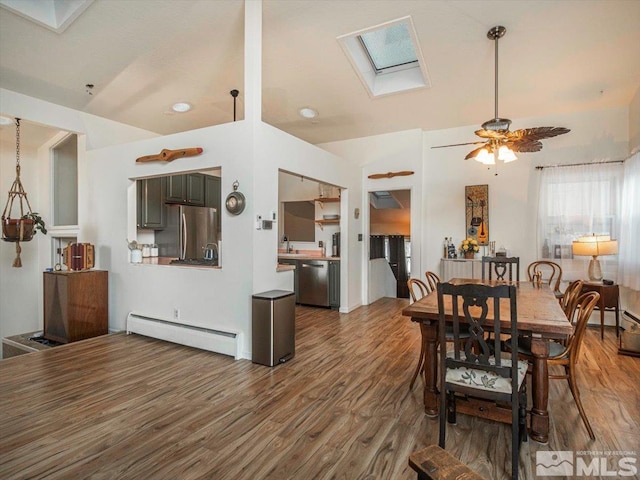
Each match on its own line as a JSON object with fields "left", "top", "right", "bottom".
{"left": 474, "top": 148, "right": 495, "bottom": 165}
{"left": 482, "top": 117, "right": 512, "bottom": 132}
{"left": 498, "top": 145, "right": 518, "bottom": 163}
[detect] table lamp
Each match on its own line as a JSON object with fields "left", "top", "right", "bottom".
{"left": 572, "top": 234, "right": 618, "bottom": 281}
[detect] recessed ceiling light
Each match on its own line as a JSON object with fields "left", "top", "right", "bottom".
{"left": 0, "top": 115, "right": 13, "bottom": 125}
{"left": 299, "top": 107, "right": 318, "bottom": 119}
{"left": 172, "top": 102, "right": 192, "bottom": 113}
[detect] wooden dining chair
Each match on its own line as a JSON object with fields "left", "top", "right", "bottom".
{"left": 407, "top": 276, "right": 469, "bottom": 390}
{"left": 425, "top": 271, "right": 441, "bottom": 293}
{"left": 437, "top": 282, "right": 527, "bottom": 480}
{"left": 527, "top": 261, "right": 562, "bottom": 298}
{"left": 561, "top": 280, "right": 584, "bottom": 321}
{"left": 515, "top": 291, "right": 600, "bottom": 440}
{"left": 482, "top": 256, "right": 520, "bottom": 282}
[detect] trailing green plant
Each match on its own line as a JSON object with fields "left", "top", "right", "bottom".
{"left": 22, "top": 212, "right": 47, "bottom": 235}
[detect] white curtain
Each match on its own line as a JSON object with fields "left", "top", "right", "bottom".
{"left": 537, "top": 162, "right": 624, "bottom": 282}
{"left": 618, "top": 152, "right": 640, "bottom": 290}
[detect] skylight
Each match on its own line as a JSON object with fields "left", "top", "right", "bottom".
{"left": 337, "top": 16, "right": 430, "bottom": 98}
{"left": 359, "top": 23, "right": 418, "bottom": 73}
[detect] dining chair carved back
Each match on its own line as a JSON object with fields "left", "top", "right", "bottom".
{"left": 527, "top": 261, "right": 562, "bottom": 297}
{"left": 482, "top": 256, "right": 520, "bottom": 282}
{"left": 516, "top": 291, "right": 600, "bottom": 440}
{"left": 437, "top": 282, "right": 527, "bottom": 480}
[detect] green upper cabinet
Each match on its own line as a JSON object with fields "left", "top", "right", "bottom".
{"left": 165, "top": 173, "right": 205, "bottom": 206}
{"left": 137, "top": 177, "right": 166, "bottom": 230}
{"left": 204, "top": 175, "right": 221, "bottom": 210}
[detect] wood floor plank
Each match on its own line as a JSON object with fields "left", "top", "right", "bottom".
{"left": 1, "top": 298, "right": 638, "bottom": 479}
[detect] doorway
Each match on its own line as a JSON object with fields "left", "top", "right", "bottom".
{"left": 368, "top": 190, "right": 411, "bottom": 299}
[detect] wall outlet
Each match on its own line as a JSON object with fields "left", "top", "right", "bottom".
{"left": 173, "top": 308, "right": 180, "bottom": 320}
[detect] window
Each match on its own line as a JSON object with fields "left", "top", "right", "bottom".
{"left": 537, "top": 162, "right": 624, "bottom": 281}
{"left": 359, "top": 22, "right": 418, "bottom": 73}
{"left": 337, "top": 16, "right": 430, "bottom": 97}
{"left": 52, "top": 134, "right": 78, "bottom": 227}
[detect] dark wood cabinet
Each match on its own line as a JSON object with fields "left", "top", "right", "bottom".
{"left": 329, "top": 260, "right": 340, "bottom": 309}
{"left": 581, "top": 282, "right": 620, "bottom": 340}
{"left": 165, "top": 173, "right": 205, "bottom": 205}
{"left": 44, "top": 270, "right": 108, "bottom": 343}
{"left": 137, "top": 177, "right": 165, "bottom": 229}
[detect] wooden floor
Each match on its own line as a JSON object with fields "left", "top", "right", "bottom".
{"left": 1, "top": 298, "right": 638, "bottom": 479}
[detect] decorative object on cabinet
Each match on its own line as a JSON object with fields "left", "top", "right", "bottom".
{"left": 225, "top": 180, "right": 246, "bottom": 215}
{"left": 459, "top": 237, "right": 479, "bottom": 259}
{"left": 465, "top": 184, "right": 489, "bottom": 245}
{"left": 44, "top": 270, "right": 108, "bottom": 343}
{"left": 136, "top": 147, "right": 203, "bottom": 163}
{"left": 62, "top": 243, "right": 95, "bottom": 271}
{"left": 1, "top": 118, "right": 47, "bottom": 267}
{"left": 367, "top": 170, "right": 414, "bottom": 179}
{"left": 572, "top": 234, "right": 618, "bottom": 281}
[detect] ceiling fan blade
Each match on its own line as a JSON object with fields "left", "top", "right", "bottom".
{"left": 507, "top": 126, "right": 570, "bottom": 142}
{"left": 506, "top": 139, "right": 543, "bottom": 153}
{"left": 431, "top": 141, "right": 486, "bottom": 149}
{"left": 475, "top": 129, "right": 507, "bottom": 140}
{"left": 464, "top": 145, "right": 488, "bottom": 160}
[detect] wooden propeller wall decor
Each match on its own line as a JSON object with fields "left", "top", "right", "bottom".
{"left": 368, "top": 171, "right": 414, "bottom": 179}
{"left": 136, "top": 147, "right": 203, "bottom": 163}
{"left": 432, "top": 26, "right": 570, "bottom": 165}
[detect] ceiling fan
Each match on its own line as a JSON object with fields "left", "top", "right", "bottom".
{"left": 433, "top": 26, "right": 570, "bottom": 165}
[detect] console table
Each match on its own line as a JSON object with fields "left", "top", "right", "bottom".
{"left": 581, "top": 282, "right": 620, "bottom": 340}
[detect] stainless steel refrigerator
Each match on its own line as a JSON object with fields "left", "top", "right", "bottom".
{"left": 156, "top": 205, "right": 218, "bottom": 264}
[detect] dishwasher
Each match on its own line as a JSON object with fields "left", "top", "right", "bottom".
{"left": 298, "top": 260, "right": 329, "bottom": 307}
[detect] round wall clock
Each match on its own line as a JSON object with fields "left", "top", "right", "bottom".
{"left": 225, "top": 180, "right": 246, "bottom": 215}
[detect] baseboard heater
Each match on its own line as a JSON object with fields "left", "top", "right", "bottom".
{"left": 126, "top": 312, "right": 241, "bottom": 360}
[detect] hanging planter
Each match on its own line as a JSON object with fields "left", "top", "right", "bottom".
{"left": 1, "top": 118, "right": 47, "bottom": 267}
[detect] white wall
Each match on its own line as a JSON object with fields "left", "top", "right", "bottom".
{"left": 630, "top": 85, "right": 640, "bottom": 154}
{"left": 320, "top": 129, "right": 423, "bottom": 304}
{"left": 0, "top": 132, "right": 42, "bottom": 342}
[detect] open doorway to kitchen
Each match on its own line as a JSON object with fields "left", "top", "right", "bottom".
{"left": 369, "top": 189, "right": 411, "bottom": 300}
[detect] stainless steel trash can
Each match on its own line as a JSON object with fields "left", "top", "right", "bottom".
{"left": 252, "top": 290, "right": 295, "bottom": 366}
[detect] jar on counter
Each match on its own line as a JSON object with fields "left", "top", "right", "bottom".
{"left": 130, "top": 248, "right": 142, "bottom": 263}
{"left": 150, "top": 243, "right": 158, "bottom": 257}
{"left": 141, "top": 244, "right": 151, "bottom": 257}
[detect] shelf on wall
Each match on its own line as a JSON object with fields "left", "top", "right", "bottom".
{"left": 315, "top": 218, "right": 340, "bottom": 230}
{"left": 314, "top": 197, "right": 340, "bottom": 208}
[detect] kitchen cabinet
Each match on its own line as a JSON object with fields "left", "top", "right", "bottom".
{"left": 278, "top": 258, "right": 299, "bottom": 303}
{"left": 44, "top": 270, "right": 108, "bottom": 343}
{"left": 329, "top": 260, "right": 340, "bottom": 309}
{"left": 165, "top": 173, "right": 205, "bottom": 206}
{"left": 137, "top": 177, "right": 166, "bottom": 229}
{"left": 204, "top": 175, "right": 220, "bottom": 209}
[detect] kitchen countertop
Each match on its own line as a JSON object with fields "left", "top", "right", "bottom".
{"left": 138, "top": 257, "right": 221, "bottom": 269}
{"left": 278, "top": 254, "right": 340, "bottom": 261}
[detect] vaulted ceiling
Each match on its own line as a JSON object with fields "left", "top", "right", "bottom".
{"left": 1, "top": 0, "right": 639, "bottom": 146}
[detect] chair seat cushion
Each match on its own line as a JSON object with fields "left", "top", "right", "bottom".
{"left": 445, "top": 352, "right": 528, "bottom": 394}
{"left": 516, "top": 336, "right": 565, "bottom": 357}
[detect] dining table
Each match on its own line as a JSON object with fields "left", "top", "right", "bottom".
{"left": 402, "top": 278, "right": 573, "bottom": 444}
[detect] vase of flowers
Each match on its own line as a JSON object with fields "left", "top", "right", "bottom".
{"left": 460, "top": 237, "right": 479, "bottom": 259}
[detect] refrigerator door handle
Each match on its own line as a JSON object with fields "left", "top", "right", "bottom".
{"left": 181, "top": 212, "right": 187, "bottom": 259}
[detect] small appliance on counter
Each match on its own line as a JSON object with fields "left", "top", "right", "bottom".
{"left": 332, "top": 232, "right": 340, "bottom": 257}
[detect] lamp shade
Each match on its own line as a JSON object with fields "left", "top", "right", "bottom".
{"left": 572, "top": 234, "right": 618, "bottom": 257}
